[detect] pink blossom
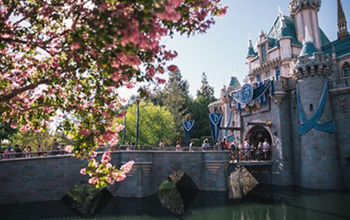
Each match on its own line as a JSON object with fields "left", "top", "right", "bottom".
{"left": 79, "top": 129, "right": 90, "bottom": 137}
{"left": 155, "top": 77, "right": 166, "bottom": 84}
{"left": 121, "top": 161, "right": 134, "bottom": 173}
{"left": 70, "top": 42, "right": 81, "bottom": 50}
{"left": 106, "top": 163, "right": 112, "bottom": 168}
{"left": 91, "top": 158, "right": 99, "bottom": 167}
{"left": 101, "top": 151, "right": 111, "bottom": 164}
{"left": 65, "top": 145, "right": 73, "bottom": 153}
{"left": 91, "top": 151, "right": 97, "bottom": 158}
{"left": 80, "top": 168, "right": 87, "bottom": 175}
{"left": 88, "top": 177, "right": 98, "bottom": 185}
{"left": 10, "top": 122, "right": 17, "bottom": 129}
{"left": 167, "top": 65, "right": 178, "bottom": 72}
{"left": 126, "top": 83, "right": 134, "bottom": 89}
{"left": 112, "top": 172, "right": 126, "bottom": 182}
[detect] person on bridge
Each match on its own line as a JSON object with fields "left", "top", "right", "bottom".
{"left": 14, "top": 145, "right": 23, "bottom": 158}
{"left": 189, "top": 139, "right": 195, "bottom": 151}
{"left": 242, "top": 139, "right": 250, "bottom": 161}
{"left": 202, "top": 139, "right": 210, "bottom": 151}
{"left": 262, "top": 139, "right": 270, "bottom": 160}
{"left": 175, "top": 141, "right": 182, "bottom": 152}
{"left": 159, "top": 140, "right": 165, "bottom": 151}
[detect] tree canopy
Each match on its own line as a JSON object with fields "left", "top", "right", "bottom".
{"left": 0, "top": 0, "right": 227, "bottom": 188}
{"left": 115, "top": 102, "right": 176, "bottom": 146}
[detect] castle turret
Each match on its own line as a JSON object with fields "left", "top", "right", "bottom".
{"left": 278, "top": 8, "right": 293, "bottom": 77}
{"left": 246, "top": 39, "right": 256, "bottom": 75}
{"left": 246, "top": 39, "right": 256, "bottom": 59}
{"left": 293, "top": 29, "right": 343, "bottom": 190}
{"left": 289, "top": 0, "right": 322, "bottom": 50}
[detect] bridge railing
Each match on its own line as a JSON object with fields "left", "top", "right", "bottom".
{"left": 0, "top": 146, "right": 228, "bottom": 160}
{"left": 0, "top": 150, "right": 69, "bottom": 160}
{"left": 230, "top": 149, "right": 271, "bottom": 162}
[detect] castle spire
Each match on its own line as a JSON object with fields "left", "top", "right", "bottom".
{"left": 246, "top": 38, "right": 256, "bottom": 58}
{"left": 337, "top": 0, "right": 349, "bottom": 39}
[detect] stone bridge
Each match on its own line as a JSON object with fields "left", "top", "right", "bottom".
{"left": 0, "top": 151, "right": 232, "bottom": 204}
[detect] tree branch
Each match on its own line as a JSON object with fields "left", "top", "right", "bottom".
{"left": 0, "top": 79, "right": 50, "bottom": 103}
{"left": 5, "top": 101, "right": 65, "bottom": 112}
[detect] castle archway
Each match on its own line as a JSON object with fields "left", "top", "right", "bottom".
{"left": 246, "top": 126, "right": 272, "bottom": 149}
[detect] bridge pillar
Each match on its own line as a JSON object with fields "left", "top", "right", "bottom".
{"left": 201, "top": 152, "right": 230, "bottom": 191}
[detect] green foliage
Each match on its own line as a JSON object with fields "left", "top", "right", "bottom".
{"left": 190, "top": 73, "right": 217, "bottom": 139}
{"left": 150, "top": 72, "right": 217, "bottom": 143}
{"left": 160, "top": 70, "right": 192, "bottom": 143}
{"left": 116, "top": 102, "right": 176, "bottom": 146}
{"left": 9, "top": 129, "right": 73, "bottom": 150}
{"left": 0, "top": 121, "right": 17, "bottom": 146}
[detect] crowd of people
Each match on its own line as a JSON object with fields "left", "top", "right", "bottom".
{"left": 218, "top": 137, "right": 271, "bottom": 161}
{"left": 1, "top": 137, "right": 272, "bottom": 161}
{"left": 0, "top": 139, "right": 67, "bottom": 159}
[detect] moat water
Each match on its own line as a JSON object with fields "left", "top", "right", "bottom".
{"left": 0, "top": 184, "right": 349, "bottom": 220}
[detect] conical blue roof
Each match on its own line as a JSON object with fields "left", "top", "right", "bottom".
{"left": 247, "top": 39, "right": 257, "bottom": 57}
{"left": 247, "top": 47, "right": 256, "bottom": 57}
{"left": 300, "top": 41, "right": 319, "bottom": 57}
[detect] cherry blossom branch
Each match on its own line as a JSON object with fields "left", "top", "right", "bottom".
{"left": 5, "top": 102, "right": 66, "bottom": 112}
{"left": 0, "top": 79, "right": 50, "bottom": 103}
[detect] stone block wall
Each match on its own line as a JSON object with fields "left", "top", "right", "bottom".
{"left": 331, "top": 90, "right": 350, "bottom": 190}
{"left": 0, "top": 151, "right": 231, "bottom": 204}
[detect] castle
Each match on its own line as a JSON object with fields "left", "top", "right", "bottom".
{"left": 209, "top": 0, "right": 350, "bottom": 190}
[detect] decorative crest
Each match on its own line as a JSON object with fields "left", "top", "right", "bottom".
{"left": 289, "top": 0, "right": 321, "bottom": 15}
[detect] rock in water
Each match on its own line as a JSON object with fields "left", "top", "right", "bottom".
{"left": 229, "top": 166, "right": 258, "bottom": 199}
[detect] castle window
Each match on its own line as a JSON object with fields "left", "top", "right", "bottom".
{"left": 275, "top": 66, "right": 280, "bottom": 81}
{"left": 342, "top": 63, "right": 350, "bottom": 78}
{"left": 266, "top": 71, "right": 270, "bottom": 78}
{"left": 310, "top": 104, "right": 314, "bottom": 112}
{"left": 261, "top": 45, "right": 267, "bottom": 62}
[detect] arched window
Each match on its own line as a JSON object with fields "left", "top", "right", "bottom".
{"left": 342, "top": 63, "right": 350, "bottom": 78}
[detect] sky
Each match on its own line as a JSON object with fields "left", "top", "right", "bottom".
{"left": 120, "top": 0, "right": 350, "bottom": 99}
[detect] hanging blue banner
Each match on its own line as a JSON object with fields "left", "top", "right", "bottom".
{"left": 183, "top": 120, "right": 194, "bottom": 146}
{"left": 296, "top": 78, "right": 336, "bottom": 134}
{"left": 209, "top": 113, "right": 222, "bottom": 146}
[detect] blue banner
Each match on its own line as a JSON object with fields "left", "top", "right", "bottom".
{"left": 296, "top": 78, "right": 336, "bottom": 134}
{"left": 209, "top": 113, "right": 222, "bottom": 146}
{"left": 183, "top": 120, "right": 194, "bottom": 146}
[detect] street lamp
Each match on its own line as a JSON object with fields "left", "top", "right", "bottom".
{"left": 135, "top": 98, "right": 141, "bottom": 146}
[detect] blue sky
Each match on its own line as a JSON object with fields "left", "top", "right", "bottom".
{"left": 164, "top": 0, "right": 350, "bottom": 98}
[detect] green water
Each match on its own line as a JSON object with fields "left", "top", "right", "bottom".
{"left": 1, "top": 185, "right": 349, "bottom": 220}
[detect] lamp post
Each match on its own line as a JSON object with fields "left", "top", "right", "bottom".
{"left": 135, "top": 98, "right": 140, "bottom": 146}
{"left": 122, "top": 111, "right": 126, "bottom": 146}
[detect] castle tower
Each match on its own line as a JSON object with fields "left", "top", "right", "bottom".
{"left": 337, "top": 0, "right": 349, "bottom": 39}
{"left": 289, "top": 0, "right": 322, "bottom": 50}
{"left": 293, "top": 29, "right": 343, "bottom": 190}
{"left": 246, "top": 38, "right": 256, "bottom": 75}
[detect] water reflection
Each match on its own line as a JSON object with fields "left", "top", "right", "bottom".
{"left": 0, "top": 185, "right": 349, "bottom": 220}
{"left": 62, "top": 182, "right": 113, "bottom": 217}
{"left": 157, "top": 171, "right": 199, "bottom": 215}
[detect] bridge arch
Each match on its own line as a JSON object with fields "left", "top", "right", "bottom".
{"left": 158, "top": 170, "right": 199, "bottom": 214}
